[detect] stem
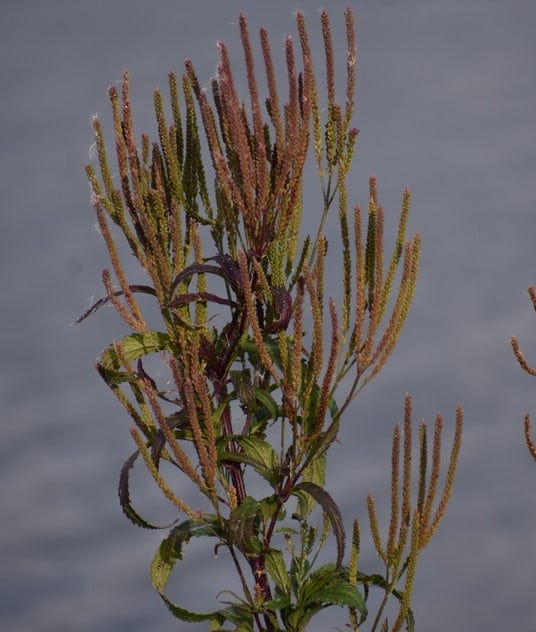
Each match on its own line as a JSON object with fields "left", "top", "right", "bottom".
{"left": 370, "top": 566, "right": 397, "bottom": 632}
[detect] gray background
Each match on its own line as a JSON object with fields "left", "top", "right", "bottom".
{"left": 2, "top": 1, "right": 536, "bottom": 630}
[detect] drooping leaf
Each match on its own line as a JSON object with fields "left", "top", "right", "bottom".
{"left": 227, "top": 496, "right": 263, "bottom": 556}
{"left": 293, "top": 453, "right": 326, "bottom": 519}
{"left": 291, "top": 482, "right": 345, "bottom": 568}
{"left": 151, "top": 517, "right": 227, "bottom": 623}
{"left": 118, "top": 449, "right": 178, "bottom": 530}
{"left": 99, "top": 331, "right": 173, "bottom": 371}
{"left": 300, "top": 413, "right": 341, "bottom": 472}
{"left": 75, "top": 284, "right": 156, "bottom": 324}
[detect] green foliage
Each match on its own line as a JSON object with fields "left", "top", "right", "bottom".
{"left": 80, "top": 8, "right": 463, "bottom": 631}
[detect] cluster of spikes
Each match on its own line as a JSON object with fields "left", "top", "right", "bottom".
{"left": 80, "top": 8, "right": 463, "bottom": 631}
{"left": 511, "top": 287, "right": 536, "bottom": 461}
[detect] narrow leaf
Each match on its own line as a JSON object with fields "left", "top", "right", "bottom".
{"left": 292, "top": 482, "right": 345, "bottom": 568}
{"left": 265, "top": 549, "right": 291, "bottom": 596}
{"left": 100, "top": 331, "right": 172, "bottom": 370}
{"left": 151, "top": 517, "right": 226, "bottom": 623}
{"left": 118, "top": 450, "right": 178, "bottom": 530}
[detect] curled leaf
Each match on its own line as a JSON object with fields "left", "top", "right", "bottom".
{"left": 291, "top": 482, "right": 345, "bottom": 568}
{"left": 118, "top": 450, "right": 179, "bottom": 530}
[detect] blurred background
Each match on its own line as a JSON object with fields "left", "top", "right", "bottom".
{"left": 2, "top": 1, "right": 536, "bottom": 630}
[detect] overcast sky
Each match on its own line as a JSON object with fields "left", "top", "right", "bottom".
{"left": 2, "top": 1, "right": 536, "bottom": 631}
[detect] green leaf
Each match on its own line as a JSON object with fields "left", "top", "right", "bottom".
{"left": 265, "top": 549, "right": 291, "bottom": 596}
{"left": 301, "top": 414, "right": 341, "bottom": 471}
{"left": 355, "top": 572, "right": 415, "bottom": 631}
{"left": 253, "top": 387, "right": 280, "bottom": 420}
{"left": 150, "top": 516, "right": 227, "bottom": 623}
{"left": 100, "top": 331, "right": 172, "bottom": 371}
{"left": 228, "top": 496, "right": 263, "bottom": 555}
{"left": 291, "top": 482, "right": 345, "bottom": 568}
{"left": 118, "top": 449, "right": 178, "bottom": 530}
{"left": 287, "top": 565, "right": 367, "bottom": 629}
{"left": 300, "top": 565, "right": 365, "bottom": 610}
{"left": 293, "top": 454, "right": 326, "bottom": 519}
{"left": 218, "top": 435, "right": 280, "bottom": 485}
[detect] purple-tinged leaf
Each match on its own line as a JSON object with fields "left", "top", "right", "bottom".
{"left": 265, "top": 286, "right": 292, "bottom": 333}
{"left": 212, "top": 253, "right": 242, "bottom": 291}
{"left": 118, "top": 450, "right": 178, "bottom": 530}
{"left": 171, "top": 263, "right": 225, "bottom": 294}
{"left": 167, "top": 291, "right": 236, "bottom": 310}
{"left": 151, "top": 410, "right": 192, "bottom": 468}
{"left": 75, "top": 284, "right": 156, "bottom": 323}
{"left": 292, "top": 481, "right": 346, "bottom": 569}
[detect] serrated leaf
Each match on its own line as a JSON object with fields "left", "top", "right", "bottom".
{"left": 253, "top": 387, "right": 280, "bottom": 420}
{"left": 118, "top": 450, "right": 178, "bottom": 530}
{"left": 286, "top": 565, "right": 367, "bottom": 629}
{"left": 301, "top": 414, "right": 340, "bottom": 471}
{"left": 75, "top": 284, "right": 156, "bottom": 324}
{"left": 291, "top": 482, "right": 345, "bottom": 568}
{"left": 265, "top": 549, "right": 291, "bottom": 596}
{"left": 151, "top": 517, "right": 227, "bottom": 623}
{"left": 300, "top": 565, "right": 366, "bottom": 611}
{"left": 218, "top": 435, "right": 279, "bottom": 484}
{"left": 228, "top": 496, "right": 263, "bottom": 555}
{"left": 355, "top": 572, "right": 415, "bottom": 631}
{"left": 293, "top": 454, "right": 326, "bottom": 519}
{"left": 100, "top": 331, "right": 172, "bottom": 371}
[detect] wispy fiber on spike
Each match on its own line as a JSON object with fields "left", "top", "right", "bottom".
{"left": 139, "top": 361, "right": 204, "bottom": 490}
{"left": 93, "top": 194, "right": 145, "bottom": 330}
{"left": 101, "top": 269, "right": 142, "bottom": 331}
